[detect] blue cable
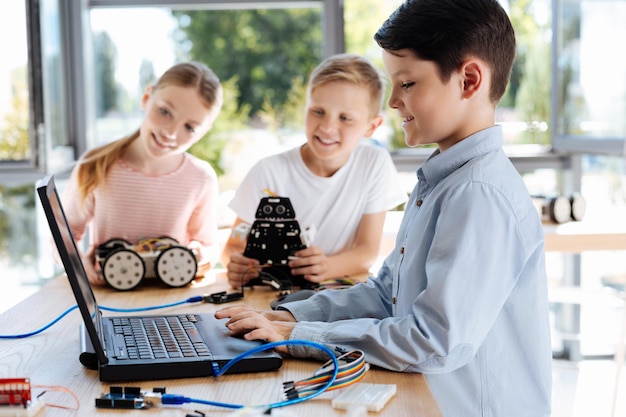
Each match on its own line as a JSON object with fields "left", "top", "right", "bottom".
{"left": 0, "top": 305, "right": 79, "bottom": 339}
{"left": 1, "top": 301, "right": 341, "bottom": 410}
{"left": 160, "top": 340, "right": 339, "bottom": 410}
{"left": 100, "top": 295, "right": 203, "bottom": 312}
{"left": 0, "top": 296, "right": 205, "bottom": 339}
{"left": 3, "top": 307, "right": 341, "bottom": 410}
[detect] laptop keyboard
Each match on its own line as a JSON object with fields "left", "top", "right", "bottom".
{"left": 111, "top": 315, "right": 212, "bottom": 360}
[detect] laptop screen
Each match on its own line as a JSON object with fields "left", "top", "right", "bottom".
{"left": 37, "top": 175, "right": 108, "bottom": 363}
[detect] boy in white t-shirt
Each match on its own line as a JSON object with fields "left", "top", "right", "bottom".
{"left": 221, "top": 53, "right": 406, "bottom": 288}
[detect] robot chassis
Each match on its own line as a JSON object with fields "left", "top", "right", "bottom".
{"left": 96, "top": 236, "right": 198, "bottom": 291}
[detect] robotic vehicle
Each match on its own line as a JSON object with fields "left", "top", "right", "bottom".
{"left": 96, "top": 236, "right": 198, "bottom": 291}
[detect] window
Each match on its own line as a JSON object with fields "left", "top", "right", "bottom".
{"left": 0, "top": 0, "right": 84, "bottom": 311}
{"left": 87, "top": 3, "right": 327, "bottom": 192}
{"left": 3, "top": 0, "right": 626, "bottom": 314}
{"left": 550, "top": 0, "right": 626, "bottom": 359}
{"left": 39, "top": 0, "right": 73, "bottom": 172}
{"left": 89, "top": 8, "right": 180, "bottom": 147}
{"left": 88, "top": 5, "right": 326, "bottom": 146}
{"left": 345, "top": 0, "right": 554, "bottom": 151}
{"left": 0, "top": 1, "right": 46, "bottom": 312}
{"left": 0, "top": 0, "right": 74, "bottom": 177}
{"left": 553, "top": 0, "right": 626, "bottom": 154}
{"left": 0, "top": 2, "right": 31, "bottom": 165}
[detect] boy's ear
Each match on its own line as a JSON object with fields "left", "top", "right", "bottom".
{"left": 460, "top": 60, "right": 484, "bottom": 99}
{"left": 364, "top": 114, "right": 384, "bottom": 138}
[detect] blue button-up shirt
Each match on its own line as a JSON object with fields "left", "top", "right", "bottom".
{"left": 283, "top": 126, "right": 552, "bottom": 417}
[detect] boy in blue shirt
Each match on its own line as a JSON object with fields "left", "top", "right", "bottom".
{"left": 216, "top": 1, "right": 552, "bottom": 415}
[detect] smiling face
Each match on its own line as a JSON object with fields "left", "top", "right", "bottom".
{"left": 138, "top": 84, "right": 217, "bottom": 159}
{"left": 383, "top": 48, "right": 475, "bottom": 151}
{"left": 303, "top": 81, "right": 382, "bottom": 176}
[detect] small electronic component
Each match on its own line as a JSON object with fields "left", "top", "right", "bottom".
{"left": 331, "top": 383, "right": 397, "bottom": 412}
{"left": 0, "top": 378, "right": 31, "bottom": 408}
{"left": 0, "top": 378, "right": 44, "bottom": 416}
{"left": 95, "top": 386, "right": 166, "bottom": 409}
{"left": 205, "top": 290, "right": 244, "bottom": 304}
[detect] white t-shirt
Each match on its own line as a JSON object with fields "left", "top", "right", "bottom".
{"left": 229, "top": 143, "right": 407, "bottom": 255}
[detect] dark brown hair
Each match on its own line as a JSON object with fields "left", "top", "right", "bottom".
{"left": 375, "top": 0, "right": 516, "bottom": 103}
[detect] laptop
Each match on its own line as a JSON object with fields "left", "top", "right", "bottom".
{"left": 36, "top": 175, "right": 282, "bottom": 382}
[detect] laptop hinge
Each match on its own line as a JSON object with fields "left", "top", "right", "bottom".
{"left": 79, "top": 323, "right": 99, "bottom": 370}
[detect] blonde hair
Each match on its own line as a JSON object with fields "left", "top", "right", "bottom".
{"left": 306, "top": 53, "right": 385, "bottom": 117}
{"left": 76, "top": 61, "right": 223, "bottom": 202}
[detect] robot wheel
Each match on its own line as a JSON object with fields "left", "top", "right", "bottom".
{"left": 155, "top": 246, "right": 197, "bottom": 288}
{"left": 102, "top": 248, "right": 145, "bottom": 290}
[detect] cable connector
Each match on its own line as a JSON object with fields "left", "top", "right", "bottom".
{"left": 142, "top": 391, "right": 164, "bottom": 406}
{"left": 160, "top": 393, "right": 190, "bottom": 405}
{"left": 186, "top": 295, "right": 204, "bottom": 303}
{"left": 282, "top": 387, "right": 299, "bottom": 401}
{"left": 334, "top": 346, "right": 348, "bottom": 355}
{"left": 211, "top": 361, "right": 221, "bottom": 377}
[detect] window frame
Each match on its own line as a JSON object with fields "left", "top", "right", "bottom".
{"left": 0, "top": 0, "right": 85, "bottom": 183}
{"left": 87, "top": 0, "right": 345, "bottom": 58}
{"left": 2, "top": 0, "right": 622, "bottom": 186}
{"left": 81, "top": 1, "right": 345, "bottom": 162}
{"left": 0, "top": 0, "right": 44, "bottom": 183}
{"left": 549, "top": 0, "right": 626, "bottom": 156}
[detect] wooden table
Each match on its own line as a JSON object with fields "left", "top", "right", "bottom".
{"left": 543, "top": 213, "right": 626, "bottom": 253}
{"left": 0, "top": 271, "right": 442, "bottom": 416}
{"left": 382, "top": 209, "right": 626, "bottom": 255}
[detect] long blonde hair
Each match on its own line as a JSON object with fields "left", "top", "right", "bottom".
{"left": 76, "top": 61, "right": 223, "bottom": 202}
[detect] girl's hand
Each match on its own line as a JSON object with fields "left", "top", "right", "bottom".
{"left": 84, "top": 246, "right": 105, "bottom": 285}
{"left": 188, "top": 240, "right": 213, "bottom": 278}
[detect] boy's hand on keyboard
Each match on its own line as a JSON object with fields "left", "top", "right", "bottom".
{"left": 215, "top": 305, "right": 296, "bottom": 353}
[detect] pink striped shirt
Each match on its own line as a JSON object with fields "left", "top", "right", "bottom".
{"left": 63, "top": 153, "right": 218, "bottom": 253}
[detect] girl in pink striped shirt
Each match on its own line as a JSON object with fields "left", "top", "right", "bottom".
{"left": 63, "top": 62, "right": 223, "bottom": 285}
